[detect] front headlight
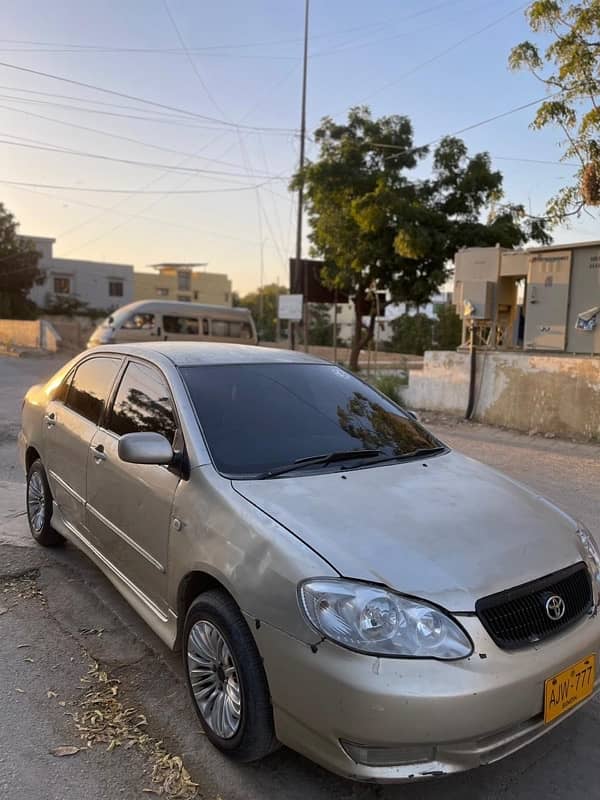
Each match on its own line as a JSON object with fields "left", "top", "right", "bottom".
{"left": 299, "top": 579, "right": 473, "bottom": 660}
{"left": 576, "top": 523, "right": 600, "bottom": 584}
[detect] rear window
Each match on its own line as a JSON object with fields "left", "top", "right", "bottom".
{"left": 65, "top": 357, "right": 121, "bottom": 425}
{"left": 180, "top": 363, "right": 442, "bottom": 477}
{"left": 108, "top": 362, "right": 177, "bottom": 443}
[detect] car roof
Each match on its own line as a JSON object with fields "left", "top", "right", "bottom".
{"left": 91, "top": 341, "right": 328, "bottom": 367}
{"left": 109, "top": 299, "right": 252, "bottom": 316}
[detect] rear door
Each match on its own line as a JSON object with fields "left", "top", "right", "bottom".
{"left": 43, "top": 356, "right": 122, "bottom": 535}
{"left": 85, "top": 359, "right": 181, "bottom": 610}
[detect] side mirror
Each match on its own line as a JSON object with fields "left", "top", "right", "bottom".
{"left": 118, "top": 432, "right": 173, "bottom": 465}
{"left": 406, "top": 409, "right": 420, "bottom": 423}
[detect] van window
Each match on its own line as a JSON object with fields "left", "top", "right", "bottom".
{"left": 211, "top": 319, "right": 252, "bottom": 339}
{"left": 122, "top": 313, "right": 155, "bottom": 330}
{"left": 108, "top": 362, "right": 177, "bottom": 444}
{"left": 65, "top": 357, "right": 122, "bottom": 425}
{"left": 164, "top": 315, "right": 200, "bottom": 335}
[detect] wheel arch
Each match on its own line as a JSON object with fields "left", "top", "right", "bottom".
{"left": 175, "top": 569, "right": 238, "bottom": 650}
{"left": 25, "top": 445, "right": 42, "bottom": 473}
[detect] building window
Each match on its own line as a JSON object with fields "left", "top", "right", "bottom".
{"left": 156, "top": 287, "right": 169, "bottom": 297}
{"left": 53, "top": 276, "right": 71, "bottom": 295}
{"left": 193, "top": 290, "right": 199, "bottom": 300}
{"left": 177, "top": 294, "right": 191, "bottom": 302}
{"left": 177, "top": 271, "right": 191, "bottom": 291}
{"left": 109, "top": 280, "right": 123, "bottom": 297}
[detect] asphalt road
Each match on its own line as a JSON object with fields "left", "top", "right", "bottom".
{"left": 1, "top": 353, "right": 600, "bottom": 799}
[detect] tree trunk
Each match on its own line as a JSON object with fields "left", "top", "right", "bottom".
{"left": 349, "top": 291, "right": 363, "bottom": 372}
{"left": 349, "top": 288, "right": 376, "bottom": 371}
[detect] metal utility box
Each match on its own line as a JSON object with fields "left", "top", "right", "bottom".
{"left": 500, "top": 250, "right": 528, "bottom": 277}
{"left": 566, "top": 245, "right": 600, "bottom": 354}
{"left": 454, "top": 280, "right": 495, "bottom": 319}
{"left": 455, "top": 247, "right": 500, "bottom": 284}
{"left": 524, "top": 250, "right": 572, "bottom": 351}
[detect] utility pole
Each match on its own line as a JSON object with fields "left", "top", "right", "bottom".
{"left": 294, "top": 0, "right": 309, "bottom": 352}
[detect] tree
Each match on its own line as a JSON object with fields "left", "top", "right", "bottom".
{"left": 237, "top": 283, "right": 288, "bottom": 342}
{"left": 294, "top": 108, "right": 550, "bottom": 371}
{"left": 0, "top": 204, "right": 41, "bottom": 317}
{"left": 308, "top": 303, "right": 335, "bottom": 346}
{"left": 433, "top": 303, "right": 462, "bottom": 350}
{"left": 509, "top": 0, "right": 600, "bottom": 218}
{"left": 389, "top": 313, "right": 434, "bottom": 355}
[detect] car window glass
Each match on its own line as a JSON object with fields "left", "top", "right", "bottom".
{"left": 108, "top": 361, "right": 177, "bottom": 443}
{"left": 181, "top": 363, "right": 443, "bottom": 477}
{"left": 164, "top": 315, "right": 200, "bottom": 335}
{"left": 65, "top": 357, "right": 122, "bottom": 425}
{"left": 211, "top": 320, "right": 229, "bottom": 337}
{"left": 122, "top": 313, "right": 155, "bottom": 330}
{"left": 53, "top": 370, "right": 73, "bottom": 402}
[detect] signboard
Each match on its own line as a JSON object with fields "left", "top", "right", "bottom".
{"left": 278, "top": 294, "right": 303, "bottom": 321}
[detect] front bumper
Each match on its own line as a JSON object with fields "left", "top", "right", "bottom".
{"left": 251, "top": 610, "right": 600, "bottom": 782}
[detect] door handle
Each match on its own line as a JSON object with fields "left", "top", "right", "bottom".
{"left": 44, "top": 412, "right": 56, "bottom": 428}
{"left": 90, "top": 444, "right": 107, "bottom": 462}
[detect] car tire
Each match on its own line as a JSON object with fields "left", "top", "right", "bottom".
{"left": 183, "top": 589, "right": 278, "bottom": 762}
{"left": 26, "top": 460, "right": 64, "bottom": 547}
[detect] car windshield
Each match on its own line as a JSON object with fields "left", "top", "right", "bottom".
{"left": 180, "top": 363, "right": 445, "bottom": 478}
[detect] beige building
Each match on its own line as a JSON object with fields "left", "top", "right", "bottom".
{"left": 134, "top": 263, "right": 232, "bottom": 307}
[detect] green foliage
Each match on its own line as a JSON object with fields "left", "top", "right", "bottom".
{"left": 0, "top": 204, "right": 41, "bottom": 317}
{"left": 371, "top": 373, "right": 407, "bottom": 405}
{"left": 433, "top": 304, "right": 462, "bottom": 350}
{"left": 389, "top": 313, "right": 434, "bottom": 356}
{"left": 237, "top": 283, "right": 287, "bottom": 341}
{"left": 308, "top": 303, "right": 335, "bottom": 346}
{"left": 389, "top": 305, "right": 462, "bottom": 355}
{"left": 509, "top": 0, "right": 600, "bottom": 218}
{"left": 294, "top": 108, "right": 550, "bottom": 370}
{"left": 42, "top": 295, "right": 108, "bottom": 319}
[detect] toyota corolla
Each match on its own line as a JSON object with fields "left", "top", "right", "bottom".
{"left": 19, "top": 343, "right": 600, "bottom": 782}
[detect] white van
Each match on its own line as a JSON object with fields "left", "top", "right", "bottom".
{"left": 87, "top": 300, "right": 257, "bottom": 348}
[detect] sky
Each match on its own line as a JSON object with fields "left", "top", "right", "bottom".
{"left": 1, "top": 0, "right": 598, "bottom": 295}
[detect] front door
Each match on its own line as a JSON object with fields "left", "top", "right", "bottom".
{"left": 44, "top": 356, "right": 122, "bottom": 535}
{"left": 85, "top": 360, "right": 180, "bottom": 610}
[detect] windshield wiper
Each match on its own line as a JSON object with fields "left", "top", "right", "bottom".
{"left": 344, "top": 445, "right": 447, "bottom": 469}
{"left": 257, "top": 449, "right": 382, "bottom": 479}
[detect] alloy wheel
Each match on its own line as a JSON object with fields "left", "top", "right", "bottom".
{"left": 27, "top": 471, "right": 46, "bottom": 533}
{"left": 187, "top": 620, "right": 242, "bottom": 739}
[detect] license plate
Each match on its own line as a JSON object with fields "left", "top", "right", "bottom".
{"left": 544, "top": 654, "right": 596, "bottom": 724}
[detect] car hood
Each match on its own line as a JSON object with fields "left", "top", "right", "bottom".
{"left": 232, "top": 451, "right": 584, "bottom": 611}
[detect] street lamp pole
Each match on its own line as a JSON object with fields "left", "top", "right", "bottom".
{"left": 294, "top": 0, "right": 309, "bottom": 352}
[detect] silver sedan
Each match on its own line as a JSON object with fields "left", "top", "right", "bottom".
{"left": 19, "top": 342, "right": 600, "bottom": 782}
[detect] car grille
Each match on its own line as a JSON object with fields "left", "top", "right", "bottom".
{"left": 476, "top": 562, "right": 593, "bottom": 650}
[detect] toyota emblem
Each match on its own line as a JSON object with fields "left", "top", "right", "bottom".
{"left": 545, "top": 595, "right": 566, "bottom": 621}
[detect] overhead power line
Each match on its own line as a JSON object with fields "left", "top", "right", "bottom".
{"left": 0, "top": 59, "right": 298, "bottom": 133}
{"left": 0, "top": 101, "right": 276, "bottom": 171}
{"left": 0, "top": 92, "right": 295, "bottom": 134}
{"left": 0, "top": 136, "right": 288, "bottom": 181}
{"left": 0, "top": 179, "right": 273, "bottom": 194}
